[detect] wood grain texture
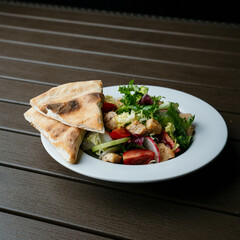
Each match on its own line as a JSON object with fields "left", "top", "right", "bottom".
{"left": 0, "top": 59, "right": 239, "bottom": 94}
{"left": 1, "top": 26, "right": 240, "bottom": 70}
{"left": 0, "top": 2, "right": 240, "bottom": 38}
{"left": 0, "top": 129, "right": 239, "bottom": 216}
{"left": 0, "top": 14, "right": 240, "bottom": 54}
{"left": 0, "top": 211, "right": 111, "bottom": 240}
{"left": 1, "top": 42, "right": 239, "bottom": 92}
{"left": 0, "top": 165, "right": 240, "bottom": 240}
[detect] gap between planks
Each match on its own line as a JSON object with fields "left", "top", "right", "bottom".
{"left": 0, "top": 127, "right": 240, "bottom": 217}
{"left": 0, "top": 150, "right": 239, "bottom": 219}
{"left": 0, "top": 57, "right": 239, "bottom": 92}
{"left": 0, "top": 206, "right": 127, "bottom": 240}
{"left": 0, "top": 11, "right": 240, "bottom": 41}
{"left": 0, "top": 38, "right": 239, "bottom": 71}
{"left": 0, "top": 23, "right": 239, "bottom": 55}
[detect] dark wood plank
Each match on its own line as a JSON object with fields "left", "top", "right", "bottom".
{"left": 0, "top": 42, "right": 239, "bottom": 92}
{"left": 0, "top": 14, "right": 240, "bottom": 54}
{"left": 0, "top": 64, "right": 240, "bottom": 114}
{"left": 1, "top": 26, "right": 240, "bottom": 70}
{"left": 0, "top": 165, "right": 239, "bottom": 240}
{"left": 1, "top": 100, "right": 239, "bottom": 141}
{"left": 0, "top": 211, "right": 111, "bottom": 240}
{"left": 0, "top": 2, "right": 240, "bottom": 38}
{"left": 0, "top": 128, "right": 240, "bottom": 216}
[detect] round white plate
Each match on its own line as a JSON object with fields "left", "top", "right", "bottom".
{"left": 41, "top": 85, "right": 228, "bottom": 183}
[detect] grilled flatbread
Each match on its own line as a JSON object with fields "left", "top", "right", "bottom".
{"left": 30, "top": 80, "right": 104, "bottom": 133}
{"left": 24, "top": 108, "right": 86, "bottom": 164}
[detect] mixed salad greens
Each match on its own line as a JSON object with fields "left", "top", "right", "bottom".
{"left": 82, "top": 80, "right": 195, "bottom": 165}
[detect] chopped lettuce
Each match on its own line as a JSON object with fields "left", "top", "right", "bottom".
{"left": 85, "top": 132, "right": 102, "bottom": 146}
{"left": 115, "top": 110, "right": 137, "bottom": 127}
{"left": 159, "top": 103, "right": 195, "bottom": 150}
{"left": 82, "top": 132, "right": 102, "bottom": 151}
{"left": 104, "top": 95, "right": 116, "bottom": 104}
{"left": 139, "top": 86, "right": 149, "bottom": 95}
{"left": 117, "top": 80, "right": 165, "bottom": 122}
{"left": 165, "top": 122, "right": 176, "bottom": 140}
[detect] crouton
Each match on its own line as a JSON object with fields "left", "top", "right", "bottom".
{"left": 104, "top": 111, "right": 118, "bottom": 130}
{"left": 102, "top": 153, "right": 122, "bottom": 164}
{"left": 146, "top": 119, "right": 162, "bottom": 135}
{"left": 157, "top": 143, "right": 175, "bottom": 162}
{"left": 126, "top": 120, "right": 147, "bottom": 135}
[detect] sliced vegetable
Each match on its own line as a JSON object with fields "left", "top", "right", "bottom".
{"left": 143, "top": 137, "right": 161, "bottom": 162}
{"left": 128, "top": 134, "right": 144, "bottom": 146}
{"left": 82, "top": 132, "right": 112, "bottom": 150}
{"left": 161, "top": 131, "right": 181, "bottom": 154}
{"left": 110, "top": 128, "right": 131, "bottom": 139}
{"left": 92, "top": 137, "right": 130, "bottom": 152}
{"left": 102, "top": 102, "right": 117, "bottom": 113}
{"left": 82, "top": 132, "right": 101, "bottom": 150}
{"left": 99, "top": 146, "right": 121, "bottom": 160}
{"left": 123, "top": 149, "right": 155, "bottom": 165}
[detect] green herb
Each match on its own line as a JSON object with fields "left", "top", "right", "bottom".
{"left": 117, "top": 80, "right": 164, "bottom": 121}
{"left": 117, "top": 80, "right": 194, "bottom": 150}
{"left": 159, "top": 103, "right": 195, "bottom": 150}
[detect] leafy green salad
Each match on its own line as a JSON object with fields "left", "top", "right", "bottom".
{"left": 82, "top": 80, "right": 195, "bottom": 165}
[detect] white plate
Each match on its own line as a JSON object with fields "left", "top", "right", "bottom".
{"left": 41, "top": 85, "right": 228, "bottom": 183}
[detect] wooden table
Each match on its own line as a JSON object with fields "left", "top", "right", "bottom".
{"left": 0, "top": 2, "right": 239, "bottom": 239}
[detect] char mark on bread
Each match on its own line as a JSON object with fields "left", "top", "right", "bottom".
{"left": 42, "top": 100, "right": 80, "bottom": 115}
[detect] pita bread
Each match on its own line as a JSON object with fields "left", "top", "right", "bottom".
{"left": 30, "top": 80, "right": 105, "bottom": 133}
{"left": 24, "top": 108, "right": 86, "bottom": 164}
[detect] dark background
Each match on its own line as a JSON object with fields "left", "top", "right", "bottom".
{"left": 6, "top": 0, "right": 240, "bottom": 24}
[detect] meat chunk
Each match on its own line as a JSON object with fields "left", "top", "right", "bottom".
{"left": 157, "top": 143, "right": 175, "bottom": 162}
{"left": 186, "top": 126, "right": 194, "bottom": 136}
{"left": 179, "top": 113, "right": 192, "bottom": 120}
{"left": 104, "top": 111, "right": 118, "bottom": 130}
{"left": 115, "top": 98, "right": 124, "bottom": 108}
{"left": 146, "top": 119, "right": 162, "bottom": 135}
{"left": 102, "top": 153, "right": 122, "bottom": 164}
{"left": 126, "top": 120, "right": 147, "bottom": 136}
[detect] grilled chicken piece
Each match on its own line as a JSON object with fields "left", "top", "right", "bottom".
{"left": 157, "top": 143, "right": 175, "bottom": 162}
{"left": 126, "top": 120, "right": 147, "bottom": 136}
{"left": 179, "top": 113, "right": 192, "bottom": 120}
{"left": 102, "top": 153, "right": 122, "bottom": 163}
{"left": 104, "top": 111, "right": 118, "bottom": 130}
{"left": 146, "top": 119, "right": 162, "bottom": 135}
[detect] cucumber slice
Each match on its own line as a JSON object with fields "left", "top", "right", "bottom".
{"left": 99, "top": 146, "right": 121, "bottom": 160}
{"left": 92, "top": 137, "right": 130, "bottom": 152}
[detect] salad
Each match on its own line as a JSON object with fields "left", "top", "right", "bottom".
{"left": 82, "top": 80, "right": 195, "bottom": 165}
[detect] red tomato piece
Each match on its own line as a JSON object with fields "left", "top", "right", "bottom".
{"left": 162, "top": 131, "right": 181, "bottom": 153}
{"left": 110, "top": 128, "right": 131, "bottom": 139}
{"left": 102, "top": 102, "right": 117, "bottom": 113}
{"left": 123, "top": 149, "right": 155, "bottom": 165}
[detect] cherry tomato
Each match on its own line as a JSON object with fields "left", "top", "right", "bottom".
{"left": 102, "top": 102, "right": 117, "bottom": 113}
{"left": 123, "top": 149, "right": 155, "bottom": 165}
{"left": 110, "top": 128, "right": 131, "bottom": 139}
